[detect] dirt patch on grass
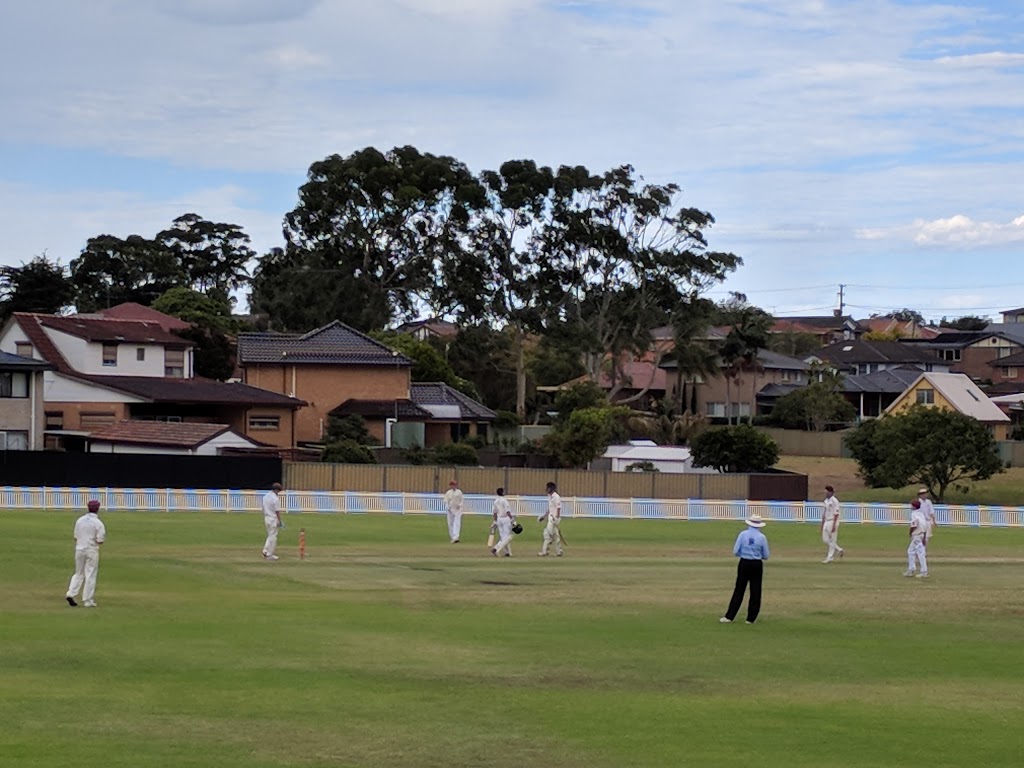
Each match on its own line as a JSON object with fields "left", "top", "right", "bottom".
{"left": 775, "top": 456, "right": 867, "bottom": 498}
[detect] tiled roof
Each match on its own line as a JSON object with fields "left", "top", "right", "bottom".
{"left": 411, "top": 382, "right": 496, "bottom": 420}
{"left": 238, "top": 321, "right": 412, "bottom": 366}
{"left": 37, "top": 315, "right": 190, "bottom": 346}
{"left": 813, "top": 340, "right": 939, "bottom": 366}
{"left": 94, "top": 302, "right": 191, "bottom": 332}
{"left": 772, "top": 315, "right": 860, "bottom": 332}
{"left": 394, "top": 318, "right": 460, "bottom": 338}
{"left": 330, "top": 399, "right": 433, "bottom": 419}
{"left": 841, "top": 367, "right": 923, "bottom": 394}
{"left": 0, "top": 351, "right": 51, "bottom": 370}
{"left": 11, "top": 313, "right": 75, "bottom": 373}
{"left": 989, "top": 350, "right": 1024, "bottom": 367}
{"left": 73, "top": 375, "right": 305, "bottom": 406}
{"left": 87, "top": 421, "right": 261, "bottom": 449}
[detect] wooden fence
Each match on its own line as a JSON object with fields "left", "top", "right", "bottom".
{"left": 283, "top": 462, "right": 808, "bottom": 501}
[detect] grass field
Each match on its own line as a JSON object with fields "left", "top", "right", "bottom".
{"left": 5, "top": 510, "right": 1024, "bottom": 768}
{"left": 776, "top": 455, "right": 1024, "bottom": 505}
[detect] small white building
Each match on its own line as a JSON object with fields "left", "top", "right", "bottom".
{"left": 87, "top": 421, "right": 266, "bottom": 456}
{"left": 602, "top": 440, "right": 719, "bottom": 474}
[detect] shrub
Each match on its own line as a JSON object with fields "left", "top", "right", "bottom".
{"left": 691, "top": 424, "right": 779, "bottom": 472}
{"left": 432, "top": 442, "right": 480, "bottom": 466}
{"left": 321, "top": 439, "right": 377, "bottom": 464}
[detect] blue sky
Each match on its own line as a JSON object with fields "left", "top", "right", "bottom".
{"left": 3, "top": 0, "right": 1024, "bottom": 321}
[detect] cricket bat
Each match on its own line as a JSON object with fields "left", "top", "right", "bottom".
{"left": 558, "top": 529, "right": 568, "bottom": 546}
{"left": 486, "top": 526, "right": 495, "bottom": 548}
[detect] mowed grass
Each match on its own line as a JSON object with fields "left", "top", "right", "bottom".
{"left": 4, "top": 511, "right": 1024, "bottom": 768}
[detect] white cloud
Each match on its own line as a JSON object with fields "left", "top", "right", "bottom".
{"left": 935, "top": 51, "right": 1024, "bottom": 67}
{"left": 912, "top": 214, "right": 1024, "bottom": 246}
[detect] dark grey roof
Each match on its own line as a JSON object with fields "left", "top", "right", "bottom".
{"left": 840, "top": 367, "right": 923, "bottom": 394}
{"left": 757, "top": 349, "right": 809, "bottom": 371}
{"left": 812, "top": 340, "right": 940, "bottom": 366}
{"left": 237, "top": 321, "right": 412, "bottom": 366}
{"left": 988, "top": 349, "right": 1024, "bottom": 367}
{"left": 330, "top": 399, "right": 433, "bottom": 419}
{"left": 411, "top": 382, "right": 496, "bottom": 421}
{"left": 0, "top": 351, "right": 51, "bottom": 371}
{"left": 984, "top": 324, "right": 1024, "bottom": 344}
{"left": 756, "top": 383, "right": 805, "bottom": 399}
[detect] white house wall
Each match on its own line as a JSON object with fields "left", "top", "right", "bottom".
{"left": 88, "top": 442, "right": 187, "bottom": 455}
{"left": 44, "top": 327, "right": 171, "bottom": 376}
{"left": 200, "top": 432, "right": 263, "bottom": 454}
{"left": 0, "top": 323, "right": 33, "bottom": 356}
{"left": 45, "top": 372, "right": 145, "bottom": 403}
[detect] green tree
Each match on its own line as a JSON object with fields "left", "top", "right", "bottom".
{"left": 253, "top": 146, "right": 479, "bottom": 332}
{"left": 71, "top": 234, "right": 183, "bottom": 311}
{"left": 691, "top": 424, "right": 779, "bottom": 472}
{"left": 939, "top": 315, "right": 990, "bottom": 331}
{"left": 718, "top": 294, "right": 771, "bottom": 425}
{"left": 152, "top": 287, "right": 238, "bottom": 381}
{"left": 323, "top": 414, "right": 375, "bottom": 445}
{"left": 444, "top": 324, "right": 518, "bottom": 413}
{"left": 321, "top": 439, "right": 377, "bottom": 464}
{"left": 543, "top": 405, "right": 630, "bottom": 468}
{"left": 371, "top": 331, "right": 479, "bottom": 400}
{"left": 551, "top": 381, "right": 607, "bottom": 426}
{"left": 527, "top": 323, "right": 587, "bottom": 388}
{"left": 845, "top": 406, "right": 1004, "bottom": 501}
{"left": 0, "top": 255, "right": 76, "bottom": 321}
{"left": 432, "top": 442, "right": 480, "bottom": 466}
{"left": 156, "top": 213, "right": 254, "bottom": 298}
{"left": 768, "top": 330, "right": 820, "bottom": 357}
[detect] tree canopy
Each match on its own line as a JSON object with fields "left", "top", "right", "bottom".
{"left": 690, "top": 424, "right": 779, "bottom": 472}
{"left": 845, "top": 406, "right": 1004, "bottom": 501}
{"left": 0, "top": 255, "right": 75, "bottom": 321}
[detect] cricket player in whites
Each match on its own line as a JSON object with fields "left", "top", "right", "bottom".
{"left": 820, "top": 485, "right": 845, "bottom": 563}
{"left": 917, "top": 488, "right": 936, "bottom": 547}
{"left": 904, "top": 499, "right": 929, "bottom": 578}
{"left": 262, "top": 482, "right": 283, "bottom": 561}
{"left": 490, "top": 487, "right": 515, "bottom": 557}
{"left": 538, "top": 481, "right": 563, "bottom": 557}
{"left": 66, "top": 499, "right": 106, "bottom": 608}
{"left": 444, "top": 479, "right": 464, "bottom": 543}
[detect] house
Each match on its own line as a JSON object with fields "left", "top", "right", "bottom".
{"left": 855, "top": 316, "right": 944, "bottom": 340}
{"left": 540, "top": 359, "right": 669, "bottom": 411}
{"left": 0, "top": 312, "right": 303, "bottom": 450}
{"left": 1001, "top": 308, "right": 1024, "bottom": 324}
{"left": 86, "top": 421, "right": 266, "bottom": 455}
{"left": 662, "top": 348, "right": 809, "bottom": 420}
{"left": 807, "top": 340, "right": 950, "bottom": 376}
{"left": 884, "top": 372, "right": 1011, "bottom": 440}
{"left": 900, "top": 330, "right": 1024, "bottom": 384}
{"left": 238, "top": 321, "right": 496, "bottom": 446}
{"left": 770, "top": 315, "right": 862, "bottom": 346}
{"left": 0, "top": 351, "right": 52, "bottom": 449}
{"left": 393, "top": 318, "right": 460, "bottom": 342}
{"left": 839, "top": 366, "right": 925, "bottom": 420}
{"left": 599, "top": 441, "right": 718, "bottom": 474}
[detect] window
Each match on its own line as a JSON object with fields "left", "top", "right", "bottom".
{"left": 0, "top": 431, "right": 29, "bottom": 450}
{"left": 80, "top": 412, "right": 116, "bottom": 429}
{"left": 939, "top": 349, "right": 961, "bottom": 362}
{"left": 916, "top": 388, "right": 935, "bottom": 405}
{"left": 706, "top": 402, "right": 726, "bottom": 418}
{"left": 15, "top": 342, "right": 33, "bottom": 358}
{"left": 165, "top": 349, "right": 185, "bottom": 378}
{"left": 102, "top": 343, "right": 118, "bottom": 366}
{"left": 137, "top": 347, "right": 146, "bottom": 362}
{"left": 1002, "top": 367, "right": 1018, "bottom": 378}
{"left": 45, "top": 412, "right": 64, "bottom": 430}
{"left": 0, "top": 372, "right": 29, "bottom": 398}
{"left": 248, "top": 415, "right": 281, "bottom": 430}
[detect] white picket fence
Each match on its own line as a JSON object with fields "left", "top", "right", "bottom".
{"left": 3, "top": 486, "right": 1024, "bottom": 528}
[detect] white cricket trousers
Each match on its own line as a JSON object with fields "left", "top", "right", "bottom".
{"left": 447, "top": 510, "right": 462, "bottom": 542}
{"left": 541, "top": 519, "right": 562, "bottom": 556}
{"left": 67, "top": 547, "right": 100, "bottom": 605}
{"left": 263, "top": 517, "right": 279, "bottom": 556}
{"left": 823, "top": 527, "right": 844, "bottom": 561}
{"left": 907, "top": 536, "right": 928, "bottom": 574}
{"left": 493, "top": 519, "right": 514, "bottom": 555}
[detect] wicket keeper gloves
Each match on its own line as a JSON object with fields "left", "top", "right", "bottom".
{"left": 512, "top": 522, "right": 523, "bottom": 535}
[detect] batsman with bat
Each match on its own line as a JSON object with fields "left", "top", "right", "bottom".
{"left": 538, "top": 481, "right": 564, "bottom": 557}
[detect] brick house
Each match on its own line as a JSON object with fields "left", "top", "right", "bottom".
{"left": 0, "top": 351, "right": 51, "bottom": 449}
{"left": 806, "top": 340, "right": 951, "bottom": 376}
{"left": 901, "top": 330, "right": 1024, "bottom": 385}
{"left": 885, "top": 372, "right": 1010, "bottom": 440}
{"left": 0, "top": 312, "right": 303, "bottom": 450}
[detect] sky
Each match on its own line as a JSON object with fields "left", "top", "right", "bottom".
{"left": 3, "top": 0, "right": 1024, "bottom": 323}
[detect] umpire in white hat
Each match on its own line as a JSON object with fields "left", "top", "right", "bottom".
{"left": 720, "top": 513, "right": 770, "bottom": 625}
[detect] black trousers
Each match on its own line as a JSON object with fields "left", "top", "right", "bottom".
{"left": 725, "top": 558, "right": 763, "bottom": 623}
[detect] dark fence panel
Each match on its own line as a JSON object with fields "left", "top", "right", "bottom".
{"left": 747, "top": 471, "right": 808, "bottom": 502}
{"left": 0, "top": 451, "right": 281, "bottom": 490}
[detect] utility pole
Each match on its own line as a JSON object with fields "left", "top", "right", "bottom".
{"left": 837, "top": 284, "right": 846, "bottom": 316}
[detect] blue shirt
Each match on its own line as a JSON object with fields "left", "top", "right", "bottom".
{"left": 733, "top": 526, "right": 770, "bottom": 560}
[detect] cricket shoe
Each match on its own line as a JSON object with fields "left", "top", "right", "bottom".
{"left": 66, "top": 596, "right": 78, "bottom": 607}
{"left": 915, "top": 572, "right": 929, "bottom": 579}
{"left": 490, "top": 548, "right": 498, "bottom": 557}
{"left": 902, "top": 570, "right": 914, "bottom": 577}
{"left": 83, "top": 602, "right": 96, "bottom": 608}
{"left": 719, "top": 617, "right": 732, "bottom": 623}
{"left": 263, "top": 553, "right": 279, "bottom": 561}
{"left": 821, "top": 559, "right": 832, "bottom": 564}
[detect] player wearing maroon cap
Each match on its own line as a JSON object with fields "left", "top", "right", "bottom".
{"left": 65, "top": 499, "right": 106, "bottom": 607}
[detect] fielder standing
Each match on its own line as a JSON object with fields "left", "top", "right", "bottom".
{"left": 65, "top": 499, "right": 106, "bottom": 608}
{"left": 262, "top": 482, "right": 283, "bottom": 561}
{"left": 444, "top": 479, "right": 464, "bottom": 543}
{"left": 904, "top": 499, "right": 929, "bottom": 578}
{"left": 490, "top": 487, "right": 515, "bottom": 557}
{"left": 538, "top": 481, "right": 563, "bottom": 557}
{"left": 917, "top": 488, "right": 936, "bottom": 546}
{"left": 720, "top": 513, "right": 770, "bottom": 625}
{"left": 820, "top": 485, "right": 845, "bottom": 563}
